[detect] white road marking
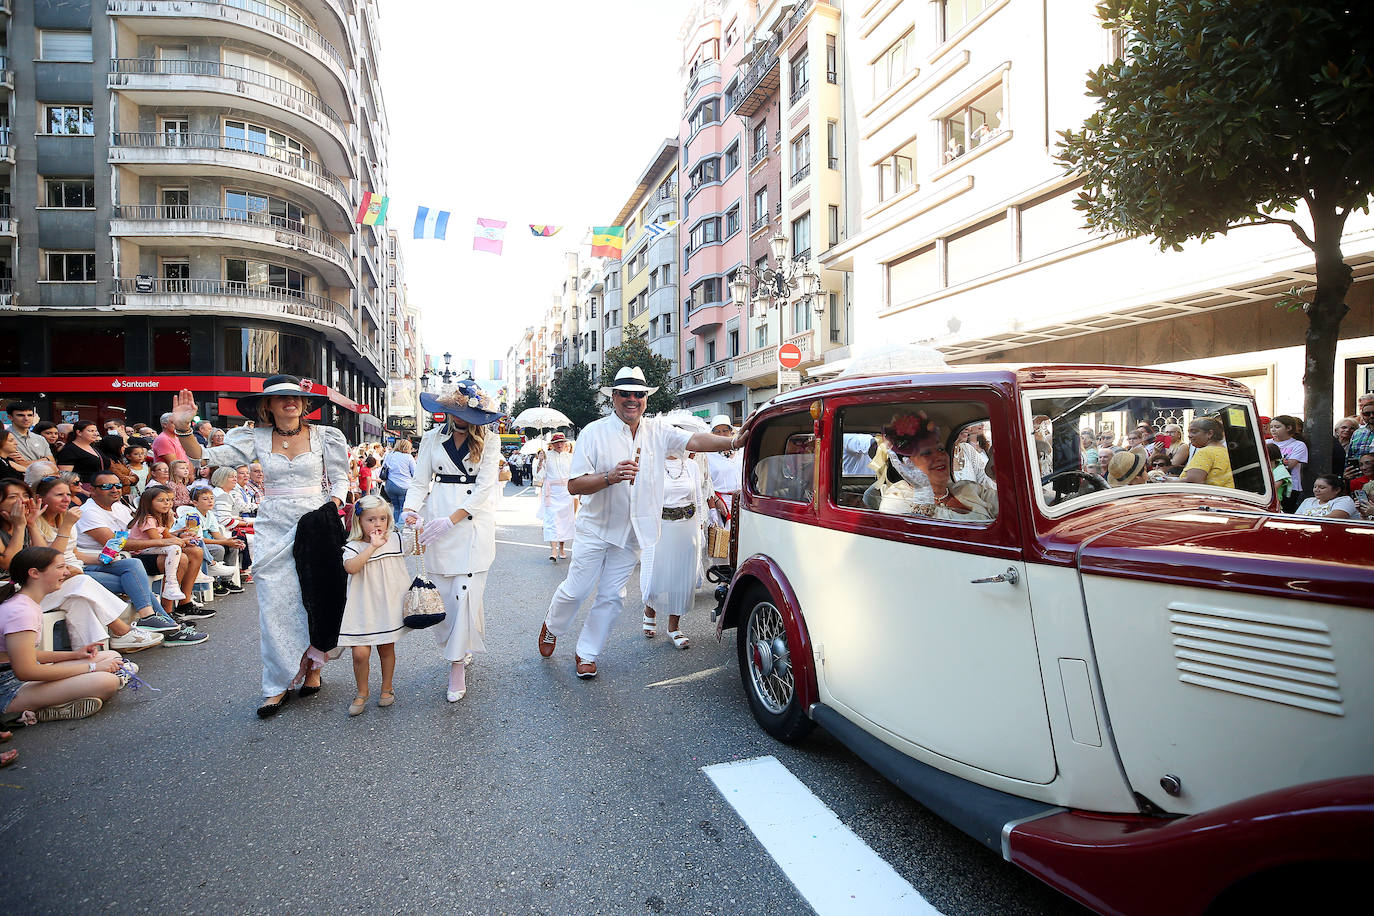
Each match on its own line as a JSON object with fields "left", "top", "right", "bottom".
{"left": 495, "top": 538, "right": 556, "bottom": 550}
{"left": 645, "top": 665, "right": 727, "bottom": 688}
{"left": 703, "top": 756, "right": 940, "bottom": 916}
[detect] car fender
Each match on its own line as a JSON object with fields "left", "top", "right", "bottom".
{"left": 717, "top": 554, "right": 819, "bottom": 713}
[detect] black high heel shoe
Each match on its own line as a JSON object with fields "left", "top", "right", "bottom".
{"left": 298, "top": 678, "right": 323, "bottom": 698}
{"left": 256, "top": 691, "right": 290, "bottom": 718}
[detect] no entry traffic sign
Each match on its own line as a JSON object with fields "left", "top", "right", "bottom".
{"left": 777, "top": 343, "right": 803, "bottom": 369}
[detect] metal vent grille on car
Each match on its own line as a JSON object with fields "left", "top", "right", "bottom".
{"left": 1167, "top": 602, "right": 1342, "bottom": 717}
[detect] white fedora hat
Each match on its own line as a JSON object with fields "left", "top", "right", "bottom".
{"left": 601, "top": 365, "right": 660, "bottom": 397}
{"left": 709, "top": 414, "right": 733, "bottom": 430}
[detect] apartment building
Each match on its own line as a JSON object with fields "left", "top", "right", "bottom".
{"left": 609, "top": 139, "right": 680, "bottom": 371}
{"left": 674, "top": 0, "right": 746, "bottom": 420}
{"left": 825, "top": 0, "right": 1374, "bottom": 416}
{"left": 384, "top": 226, "right": 420, "bottom": 437}
{"left": 577, "top": 257, "right": 602, "bottom": 383}
{"left": 0, "top": 0, "right": 392, "bottom": 441}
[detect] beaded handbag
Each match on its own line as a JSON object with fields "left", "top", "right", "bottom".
{"left": 401, "top": 527, "right": 446, "bottom": 629}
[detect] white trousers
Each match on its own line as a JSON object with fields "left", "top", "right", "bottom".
{"left": 543, "top": 530, "right": 640, "bottom": 662}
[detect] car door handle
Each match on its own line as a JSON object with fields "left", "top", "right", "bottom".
{"left": 970, "top": 567, "right": 1019, "bottom": 586}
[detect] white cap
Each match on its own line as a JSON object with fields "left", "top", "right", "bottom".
{"left": 710, "top": 414, "right": 733, "bottom": 430}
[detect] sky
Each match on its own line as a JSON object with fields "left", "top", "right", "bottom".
{"left": 376, "top": 0, "right": 693, "bottom": 384}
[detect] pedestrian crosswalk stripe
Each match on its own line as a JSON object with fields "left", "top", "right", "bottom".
{"left": 703, "top": 756, "right": 940, "bottom": 915}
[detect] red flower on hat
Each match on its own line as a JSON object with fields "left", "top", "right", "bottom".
{"left": 892, "top": 414, "right": 924, "bottom": 437}
{"left": 301, "top": 379, "right": 315, "bottom": 393}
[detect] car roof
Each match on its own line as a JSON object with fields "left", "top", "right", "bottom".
{"left": 765, "top": 363, "right": 1253, "bottom": 409}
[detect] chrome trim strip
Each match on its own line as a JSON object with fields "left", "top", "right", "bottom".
{"left": 1000, "top": 807, "right": 1067, "bottom": 862}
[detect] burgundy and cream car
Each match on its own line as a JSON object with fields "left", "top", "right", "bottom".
{"left": 716, "top": 361, "right": 1372, "bottom": 915}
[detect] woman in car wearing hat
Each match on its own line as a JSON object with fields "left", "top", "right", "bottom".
{"left": 171, "top": 377, "right": 350, "bottom": 717}
{"left": 402, "top": 380, "right": 503, "bottom": 702}
{"left": 537, "top": 433, "right": 575, "bottom": 562}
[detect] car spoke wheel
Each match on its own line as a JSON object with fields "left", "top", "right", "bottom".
{"left": 737, "top": 591, "right": 814, "bottom": 743}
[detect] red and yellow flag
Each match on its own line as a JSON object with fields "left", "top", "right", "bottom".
{"left": 355, "top": 192, "right": 389, "bottom": 226}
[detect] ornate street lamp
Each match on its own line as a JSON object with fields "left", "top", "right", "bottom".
{"left": 729, "top": 231, "right": 823, "bottom": 320}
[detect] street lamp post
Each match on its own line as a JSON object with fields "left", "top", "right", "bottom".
{"left": 729, "top": 231, "right": 823, "bottom": 393}
{"left": 420, "top": 351, "right": 462, "bottom": 392}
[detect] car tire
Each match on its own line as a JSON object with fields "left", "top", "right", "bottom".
{"left": 737, "top": 589, "right": 814, "bottom": 743}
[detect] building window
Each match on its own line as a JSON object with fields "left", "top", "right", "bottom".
{"left": 43, "top": 105, "right": 95, "bottom": 136}
{"left": 689, "top": 277, "right": 723, "bottom": 310}
{"left": 50, "top": 324, "right": 124, "bottom": 374}
{"left": 650, "top": 317, "right": 659, "bottom": 338}
{"left": 224, "top": 119, "right": 312, "bottom": 162}
{"left": 942, "top": 83, "right": 1004, "bottom": 163}
{"left": 828, "top": 205, "right": 840, "bottom": 248}
{"left": 945, "top": 214, "right": 1009, "bottom": 287}
{"left": 223, "top": 327, "right": 317, "bottom": 377}
{"left": 790, "top": 47, "right": 810, "bottom": 104}
{"left": 153, "top": 328, "right": 192, "bottom": 373}
{"left": 877, "top": 139, "right": 918, "bottom": 201}
{"left": 663, "top": 313, "right": 673, "bottom": 334}
{"left": 43, "top": 179, "right": 96, "bottom": 209}
{"left": 944, "top": 0, "right": 996, "bottom": 39}
{"left": 827, "top": 120, "right": 840, "bottom": 170}
{"left": 726, "top": 205, "right": 741, "bottom": 238}
{"left": 753, "top": 188, "right": 769, "bottom": 230}
{"left": 792, "top": 298, "right": 812, "bottom": 332}
{"left": 1019, "top": 185, "right": 1088, "bottom": 262}
{"left": 689, "top": 156, "right": 721, "bottom": 190}
{"left": 687, "top": 347, "right": 696, "bottom": 370}
{"left": 728, "top": 329, "right": 740, "bottom": 357}
{"left": 39, "top": 31, "right": 93, "bottom": 62}
{"left": 43, "top": 251, "right": 96, "bottom": 282}
{"left": 873, "top": 31, "right": 915, "bottom": 98}
{"left": 690, "top": 218, "right": 722, "bottom": 250}
{"left": 791, "top": 213, "right": 811, "bottom": 260}
{"left": 755, "top": 324, "right": 769, "bottom": 349}
{"left": 888, "top": 244, "right": 939, "bottom": 305}
{"left": 706, "top": 340, "right": 716, "bottom": 363}
{"left": 225, "top": 257, "right": 309, "bottom": 294}
{"left": 724, "top": 141, "right": 740, "bottom": 175}
{"left": 826, "top": 35, "right": 838, "bottom": 83}
{"left": 689, "top": 97, "right": 720, "bottom": 134}
{"left": 829, "top": 292, "right": 842, "bottom": 342}
{"left": 224, "top": 190, "right": 305, "bottom": 229}
{"left": 791, "top": 131, "right": 811, "bottom": 185}
{"left": 753, "top": 123, "right": 769, "bottom": 158}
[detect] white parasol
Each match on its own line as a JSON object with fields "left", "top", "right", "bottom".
{"left": 511, "top": 407, "right": 572, "bottom": 429}
{"left": 518, "top": 438, "right": 547, "bottom": 455}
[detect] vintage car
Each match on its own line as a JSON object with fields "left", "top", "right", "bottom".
{"left": 715, "top": 361, "right": 1372, "bottom": 915}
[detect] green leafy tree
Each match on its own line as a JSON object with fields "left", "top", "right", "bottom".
{"left": 508, "top": 379, "right": 542, "bottom": 434}
{"left": 548, "top": 362, "right": 602, "bottom": 431}
{"left": 600, "top": 334, "right": 679, "bottom": 415}
{"left": 1057, "top": 0, "right": 1374, "bottom": 474}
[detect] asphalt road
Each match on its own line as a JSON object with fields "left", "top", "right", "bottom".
{"left": 3, "top": 486, "right": 1088, "bottom": 916}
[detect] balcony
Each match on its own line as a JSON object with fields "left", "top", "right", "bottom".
{"left": 686, "top": 301, "right": 734, "bottom": 335}
{"left": 790, "top": 80, "right": 810, "bottom": 107}
{"left": 749, "top": 146, "right": 768, "bottom": 169}
{"left": 109, "top": 132, "right": 352, "bottom": 229}
{"left": 0, "top": 204, "right": 13, "bottom": 237}
{"left": 110, "top": 205, "right": 353, "bottom": 287}
{"left": 673, "top": 357, "right": 737, "bottom": 395}
{"left": 750, "top": 214, "right": 770, "bottom": 234}
{"left": 0, "top": 279, "right": 11, "bottom": 309}
{"left": 731, "top": 35, "right": 781, "bottom": 118}
{"left": 106, "top": 0, "right": 349, "bottom": 111}
{"left": 683, "top": 58, "right": 721, "bottom": 107}
{"left": 108, "top": 58, "right": 351, "bottom": 174}
{"left": 784, "top": 0, "right": 816, "bottom": 39}
{"left": 0, "top": 55, "right": 11, "bottom": 92}
{"left": 791, "top": 162, "right": 812, "bottom": 186}
{"left": 112, "top": 277, "right": 356, "bottom": 344}
{"left": 733, "top": 329, "right": 815, "bottom": 387}
{"left": 0, "top": 127, "right": 12, "bottom": 167}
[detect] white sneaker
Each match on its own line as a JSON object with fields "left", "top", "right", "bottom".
{"left": 110, "top": 629, "right": 163, "bottom": 652}
{"left": 162, "top": 584, "right": 186, "bottom": 601}
{"left": 206, "top": 563, "right": 237, "bottom": 578}
{"left": 194, "top": 572, "right": 214, "bottom": 585}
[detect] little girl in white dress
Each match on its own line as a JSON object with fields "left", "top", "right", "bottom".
{"left": 339, "top": 495, "right": 410, "bottom": 716}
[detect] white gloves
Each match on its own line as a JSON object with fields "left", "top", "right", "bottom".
{"left": 418, "top": 516, "right": 455, "bottom": 547}
{"left": 402, "top": 509, "right": 421, "bottom": 527}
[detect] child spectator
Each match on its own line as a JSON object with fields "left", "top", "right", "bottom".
{"left": 339, "top": 495, "right": 409, "bottom": 716}
{"left": 0, "top": 547, "right": 129, "bottom": 722}
{"left": 1268, "top": 441, "right": 1293, "bottom": 505}
{"left": 127, "top": 486, "right": 209, "bottom": 637}
{"left": 179, "top": 485, "right": 244, "bottom": 595}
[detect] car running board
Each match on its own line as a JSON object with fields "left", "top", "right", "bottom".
{"left": 810, "top": 704, "right": 1064, "bottom": 858}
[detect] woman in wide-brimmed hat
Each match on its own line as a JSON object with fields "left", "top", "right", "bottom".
{"left": 536, "top": 432, "right": 575, "bottom": 561}
{"left": 171, "top": 375, "right": 350, "bottom": 717}
{"left": 401, "top": 380, "right": 503, "bottom": 702}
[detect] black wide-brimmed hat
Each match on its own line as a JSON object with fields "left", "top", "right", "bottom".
{"left": 235, "top": 374, "right": 329, "bottom": 418}
{"left": 420, "top": 379, "right": 503, "bottom": 426}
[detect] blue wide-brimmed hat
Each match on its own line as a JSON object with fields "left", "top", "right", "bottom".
{"left": 420, "top": 379, "right": 502, "bottom": 426}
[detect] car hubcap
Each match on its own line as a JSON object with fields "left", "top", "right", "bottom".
{"left": 746, "top": 601, "right": 793, "bottom": 715}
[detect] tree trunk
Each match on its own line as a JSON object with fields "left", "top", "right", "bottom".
{"left": 1301, "top": 206, "right": 1352, "bottom": 485}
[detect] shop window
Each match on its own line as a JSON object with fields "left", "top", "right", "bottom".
{"left": 153, "top": 328, "right": 192, "bottom": 373}
{"left": 51, "top": 325, "right": 125, "bottom": 373}
{"left": 222, "top": 327, "right": 316, "bottom": 377}
{"left": 750, "top": 411, "right": 815, "bottom": 503}
{"left": 0, "top": 333, "right": 19, "bottom": 374}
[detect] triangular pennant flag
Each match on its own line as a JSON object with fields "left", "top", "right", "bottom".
{"left": 529, "top": 225, "right": 562, "bottom": 237}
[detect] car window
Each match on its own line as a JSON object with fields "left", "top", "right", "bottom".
{"left": 750, "top": 411, "right": 815, "bottom": 503}
{"left": 834, "top": 401, "right": 997, "bottom": 524}
{"left": 1027, "top": 390, "right": 1268, "bottom": 509}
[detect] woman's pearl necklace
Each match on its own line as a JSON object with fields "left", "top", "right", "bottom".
{"left": 666, "top": 458, "right": 686, "bottom": 480}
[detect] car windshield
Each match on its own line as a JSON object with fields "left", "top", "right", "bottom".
{"left": 1026, "top": 389, "right": 1269, "bottom": 510}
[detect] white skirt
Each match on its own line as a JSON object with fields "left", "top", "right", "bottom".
{"left": 542, "top": 482, "right": 575, "bottom": 542}
{"left": 43, "top": 574, "right": 126, "bottom": 647}
{"left": 640, "top": 515, "right": 703, "bottom": 615}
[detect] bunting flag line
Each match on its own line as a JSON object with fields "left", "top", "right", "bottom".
{"left": 413, "top": 206, "right": 450, "bottom": 240}
{"left": 474, "top": 217, "right": 507, "bottom": 255}
{"left": 642, "top": 220, "right": 679, "bottom": 239}
{"left": 355, "top": 192, "right": 389, "bottom": 226}
{"left": 590, "top": 226, "right": 626, "bottom": 259}
{"left": 490, "top": 360, "right": 503, "bottom": 380}
{"left": 529, "top": 225, "right": 562, "bottom": 237}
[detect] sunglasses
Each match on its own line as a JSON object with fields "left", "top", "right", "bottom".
{"left": 92, "top": 482, "right": 121, "bottom": 491}
{"left": 613, "top": 390, "right": 645, "bottom": 400}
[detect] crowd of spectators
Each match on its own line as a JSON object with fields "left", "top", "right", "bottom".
{"left": 0, "top": 400, "right": 275, "bottom": 744}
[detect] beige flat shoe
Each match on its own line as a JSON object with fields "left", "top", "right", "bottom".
{"left": 378, "top": 691, "right": 395, "bottom": 708}
{"left": 348, "top": 695, "right": 367, "bottom": 717}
